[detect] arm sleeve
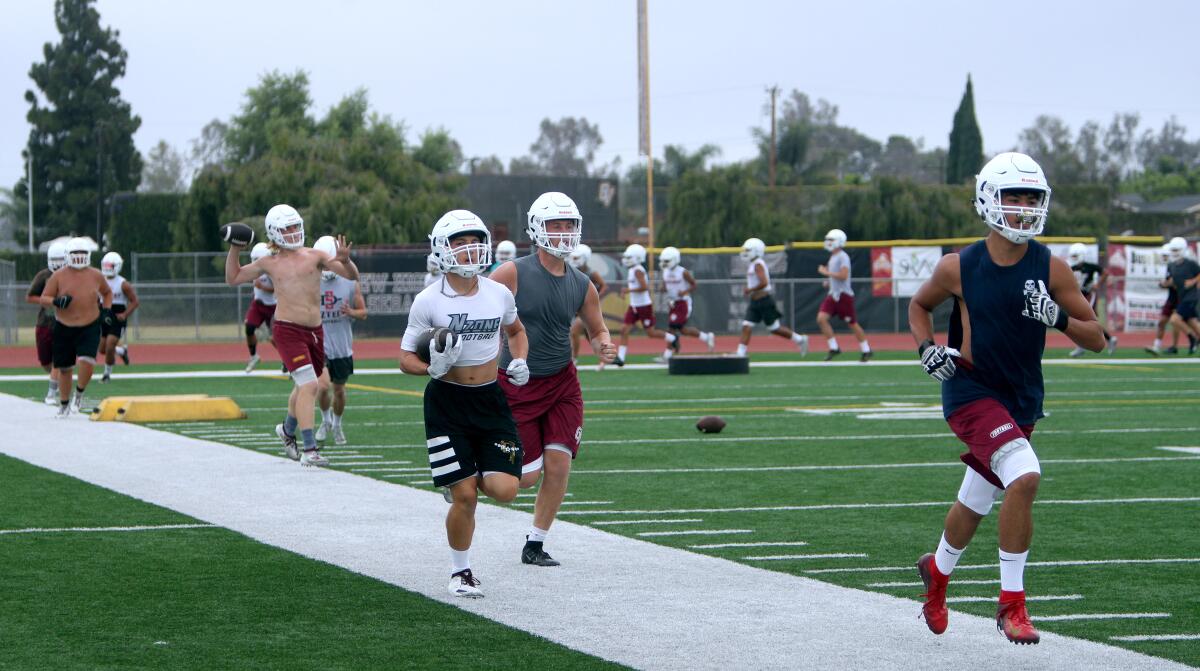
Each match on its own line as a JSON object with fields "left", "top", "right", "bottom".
{"left": 501, "top": 285, "right": 518, "bottom": 326}
{"left": 399, "top": 296, "right": 432, "bottom": 352}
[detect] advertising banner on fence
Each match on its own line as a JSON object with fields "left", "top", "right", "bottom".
{"left": 1106, "top": 244, "right": 1172, "bottom": 332}
{"left": 890, "top": 246, "right": 942, "bottom": 297}
{"left": 871, "top": 248, "right": 893, "bottom": 297}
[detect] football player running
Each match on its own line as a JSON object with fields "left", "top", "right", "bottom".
{"left": 486, "top": 239, "right": 517, "bottom": 275}
{"left": 490, "top": 191, "right": 616, "bottom": 567}
{"left": 909, "top": 153, "right": 1104, "bottom": 645}
{"left": 399, "top": 210, "right": 530, "bottom": 598}
{"left": 226, "top": 204, "right": 358, "bottom": 467}
{"left": 736, "top": 237, "right": 809, "bottom": 357}
{"left": 658, "top": 246, "right": 715, "bottom": 361}
{"left": 243, "top": 242, "right": 278, "bottom": 373}
{"left": 568, "top": 243, "right": 609, "bottom": 363}
{"left": 1065, "top": 242, "right": 1118, "bottom": 357}
{"left": 816, "top": 229, "right": 872, "bottom": 362}
{"left": 98, "top": 252, "right": 138, "bottom": 382}
{"left": 313, "top": 236, "right": 368, "bottom": 445}
{"left": 39, "top": 237, "right": 113, "bottom": 416}
{"left": 27, "top": 241, "right": 67, "bottom": 404}
{"left": 1160, "top": 236, "right": 1200, "bottom": 354}
{"left": 423, "top": 252, "right": 442, "bottom": 288}
{"left": 1146, "top": 244, "right": 1184, "bottom": 355}
{"left": 615, "top": 243, "right": 676, "bottom": 366}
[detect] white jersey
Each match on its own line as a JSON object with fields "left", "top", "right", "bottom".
{"left": 747, "top": 258, "right": 772, "bottom": 293}
{"left": 254, "top": 274, "right": 277, "bottom": 306}
{"left": 626, "top": 264, "right": 652, "bottom": 308}
{"left": 827, "top": 250, "right": 853, "bottom": 299}
{"left": 320, "top": 275, "right": 359, "bottom": 359}
{"left": 423, "top": 272, "right": 440, "bottom": 288}
{"left": 401, "top": 276, "right": 517, "bottom": 367}
{"left": 662, "top": 265, "right": 691, "bottom": 306}
{"left": 105, "top": 275, "right": 127, "bottom": 307}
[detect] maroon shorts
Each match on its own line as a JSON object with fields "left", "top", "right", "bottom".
{"left": 498, "top": 361, "right": 584, "bottom": 469}
{"left": 271, "top": 320, "right": 325, "bottom": 377}
{"left": 668, "top": 299, "right": 692, "bottom": 328}
{"left": 819, "top": 294, "right": 857, "bottom": 324}
{"left": 624, "top": 304, "right": 655, "bottom": 329}
{"left": 36, "top": 325, "right": 53, "bottom": 367}
{"left": 1162, "top": 294, "right": 1178, "bottom": 318}
{"left": 245, "top": 300, "right": 276, "bottom": 329}
{"left": 946, "top": 397, "right": 1036, "bottom": 489}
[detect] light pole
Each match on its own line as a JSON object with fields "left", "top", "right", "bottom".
{"left": 95, "top": 120, "right": 108, "bottom": 245}
{"left": 27, "top": 147, "right": 34, "bottom": 252}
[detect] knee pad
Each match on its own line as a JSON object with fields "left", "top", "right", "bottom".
{"left": 992, "top": 438, "right": 1041, "bottom": 488}
{"left": 957, "top": 467, "right": 1002, "bottom": 516}
{"left": 291, "top": 364, "right": 318, "bottom": 386}
{"left": 765, "top": 320, "right": 782, "bottom": 331}
{"left": 245, "top": 323, "right": 257, "bottom": 337}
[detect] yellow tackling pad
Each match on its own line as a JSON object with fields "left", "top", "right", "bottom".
{"left": 88, "top": 394, "right": 245, "bottom": 422}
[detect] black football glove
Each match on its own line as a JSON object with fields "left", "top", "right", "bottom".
{"left": 101, "top": 308, "right": 115, "bottom": 328}
{"left": 52, "top": 295, "right": 72, "bottom": 309}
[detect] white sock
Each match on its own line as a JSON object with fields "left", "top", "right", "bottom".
{"left": 736, "top": 344, "right": 748, "bottom": 356}
{"left": 618, "top": 345, "right": 627, "bottom": 360}
{"left": 48, "top": 379, "right": 59, "bottom": 393}
{"left": 527, "top": 526, "right": 548, "bottom": 543}
{"left": 104, "top": 364, "right": 112, "bottom": 376}
{"left": 450, "top": 548, "right": 471, "bottom": 573}
{"left": 1153, "top": 338, "right": 1162, "bottom": 349}
{"left": 827, "top": 337, "right": 839, "bottom": 351}
{"left": 664, "top": 332, "right": 676, "bottom": 344}
{"left": 999, "top": 549, "right": 1028, "bottom": 592}
{"left": 115, "top": 346, "right": 126, "bottom": 357}
{"left": 332, "top": 412, "right": 342, "bottom": 427}
{"left": 662, "top": 348, "right": 673, "bottom": 360}
{"left": 704, "top": 331, "right": 714, "bottom": 341}
{"left": 321, "top": 408, "right": 332, "bottom": 425}
{"left": 791, "top": 333, "right": 806, "bottom": 344}
{"left": 934, "top": 533, "right": 964, "bottom": 576}
{"left": 860, "top": 341, "right": 871, "bottom": 353}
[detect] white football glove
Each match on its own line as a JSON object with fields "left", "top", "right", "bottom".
{"left": 426, "top": 335, "right": 463, "bottom": 379}
{"left": 919, "top": 341, "right": 961, "bottom": 382}
{"left": 1021, "top": 279, "right": 1068, "bottom": 330}
{"left": 506, "top": 358, "right": 530, "bottom": 386}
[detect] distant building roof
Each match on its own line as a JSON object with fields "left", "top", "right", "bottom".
{"left": 1114, "top": 193, "right": 1200, "bottom": 214}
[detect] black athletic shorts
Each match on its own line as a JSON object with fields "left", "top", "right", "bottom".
{"left": 101, "top": 304, "right": 127, "bottom": 339}
{"left": 326, "top": 356, "right": 354, "bottom": 384}
{"left": 744, "top": 295, "right": 782, "bottom": 325}
{"left": 52, "top": 319, "right": 102, "bottom": 369}
{"left": 423, "top": 378, "right": 523, "bottom": 487}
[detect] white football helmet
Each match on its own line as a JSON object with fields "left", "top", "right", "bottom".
{"left": 430, "top": 210, "right": 491, "bottom": 278}
{"left": 250, "top": 242, "right": 272, "bottom": 263}
{"left": 569, "top": 243, "right": 592, "bottom": 269}
{"left": 1167, "top": 237, "right": 1187, "bottom": 262}
{"left": 265, "top": 204, "right": 305, "bottom": 249}
{"left": 622, "top": 243, "right": 647, "bottom": 268}
{"left": 1158, "top": 244, "right": 1172, "bottom": 263}
{"left": 823, "top": 229, "right": 847, "bottom": 252}
{"left": 1067, "top": 242, "right": 1087, "bottom": 266}
{"left": 527, "top": 192, "right": 582, "bottom": 259}
{"left": 495, "top": 240, "right": 517, "bottom": 264}
{"left": 660, "top": 246, "right": 681, "bottom": 270}
{"left": 426, "top": 253, "right": 441, "bottom": 274}
{"left": 66, "top": 237, "right": 92, "bottom": 269}
{"left": 313, "top": 235, "right": 338, "bottom": 281}
{"left": 974, "top": 152, "right": 1052, "bottom": 244}
{"left": 101, "top": 251, "right": 123, "bottom": 278}
{"left": 740, "top": 237, "right": 765, "bottom": 261}
{"left": 47, "top": 240, "right": 68, "bottom": 272}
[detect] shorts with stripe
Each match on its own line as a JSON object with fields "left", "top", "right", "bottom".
{"left": 423, "top": 378, "right": 523, "bottom": 487}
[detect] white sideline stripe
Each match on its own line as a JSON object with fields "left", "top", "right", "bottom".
{"left": 804, "top": 558, "right": 1200, "bottom": 575}
{"left": 0, "top": 523, "right": 216, "bottom": 535}
{"left": 1, "top": 395, "right": 1188, "bottom": 671}
{"left": 331, "top": 457, "right": 409, "bottom": 463}
{"left": 330, "top": 461, "right": 411, "bottom": 466}
{"left": 556, "top": 497, "right": 1200, "bottom": 517}
{"left": 690, "top": 542, "right": 809, "bottom": 549}
{"left": 1158, "top": 447, "right": 1200, "bottom": 455}
{"left": 1037, "top": 613, "right": 1171, "bottom": 622}
{"left": 570, "top": 456, "right": 1200, "bottom": 476}
{"left": 350, "top": 467, "right": 428, "bottom": 473}
{"left": 593, "top": 518, "right": 703, "bottom": 526}
{"left": 745, "top": 553, "right": 868, "bottom": 561}
{"left": 515, "top": 492, "right": 574, "bottom": 499}
{"left": 869, "top": 580, "right": 1000, "bottom": 588}
{"left": 1111, "top": 634, "right": 1200, "bottom": 642}
{"left": 581, "top": 427, "right": 1200, "bottom": 446}
{"left": 511, "top": 501, "right": 612, "bottom": 508}
{"left": 637, "top": 529, "right": 754, "bottom": 537}
{"left": 947, "top": 595, "right": 1083, "bottom": 603}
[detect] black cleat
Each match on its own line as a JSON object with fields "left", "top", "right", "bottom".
{"left": 613, "top": 357, "right": 625, "bottom": 368}
{"left": 119, "top": 348, "right": 130, "bottom": 366}
{"left": 1164, "top": 346, "right": 1179, "bottom": 355}
{"left": 859, "top": 351, "right": 873, "bottom": 363}
{"left": 824, "top": 349, "right": 841, "bottom": 362}
{"left": 521, "top": 540, "right": 560, "bottom": 567}
{"left": 670, "top": 336, "right": 681, "bottom": 354}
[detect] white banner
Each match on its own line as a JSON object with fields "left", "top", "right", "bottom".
{"left": 1122, "top": 245, "right": 1171, "bottom": 332}
{"left": 890, "top": 246, "right": 941, "bottom": 297}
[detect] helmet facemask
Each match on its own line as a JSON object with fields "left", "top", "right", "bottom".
{"left": 436, "top": 231, "right": 492, "bottom": 278}
{"left": 530, "top": 218, "right": 581, "bottom": 259}
{"left": 977, "top": 185, "right": 1050, "bottom": 244}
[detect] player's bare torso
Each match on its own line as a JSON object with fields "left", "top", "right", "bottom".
{"left": 256, "top": 248, "right": 325, "bottom": 327}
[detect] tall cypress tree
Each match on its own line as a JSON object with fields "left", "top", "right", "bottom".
{"left": 945, "top": 75, "right": 983, "bottom": 184}
{"left": 18, "top": 0, "right": 142, "bottom": 243}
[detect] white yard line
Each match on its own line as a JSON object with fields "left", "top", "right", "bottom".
{"left": 570, "top": 456, "right": 1200, "bottom": 476}
{"left": 1037, "top": 613, "right": 1171, "bottom": 622}
{"left": 0, "top": 523, "right": 216, "bottom": 535}
{"left": 804, "top": 557, "right": 1200, "bottom": 575}
{"left": 511, "top": 501, "right": 613, "bottom": 508}
{"left": 0, "top": 393, "right": 1188, "bottom": 671}
{"left": 947, "top": 595, "right": 1083, "bottom": 603}
{"left": 1111, "top": 634, "right": 1200, "bottom": 642}
{"left": 636, "top": 529, "right": 754, "bottom": 537}
{"left": 593, "top": 519, "right": 703, "bottom": 526}
{"left": 690, "top": 541, "right": 809, "bottom": 549}
{"left": 1158, "top": 447, "right": 1200, "bottom": 455}
{"left": 556, "top": 497, "right": 1200, "bottom": 517}
{"left": 745, "top": 553, "right": 868, "bottom": 561}
{"left": 869, "top": 579, "right": 1000, "bottom": 588}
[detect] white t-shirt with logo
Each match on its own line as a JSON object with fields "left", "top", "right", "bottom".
{"left": 662, "top": 266, "right": 691, "bottom": 307}
{"left": 626, "top": 264, "right": 652, "bottom": 307}
{"left": 401, "top": 276, "right": 517, "bottom": 367}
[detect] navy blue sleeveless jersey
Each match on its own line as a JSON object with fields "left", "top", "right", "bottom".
{"left": 942, "top": 239, "right": 1051, "bottom": 425}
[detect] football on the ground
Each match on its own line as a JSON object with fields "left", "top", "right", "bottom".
{"left": 220, "top": 222, "right": 255, "bottom": 246}
{"left": 415, "top": 327, "right": 457, "bottom": 364}
{"left": 696, "top": 415, "right": 726, "bottom": 434}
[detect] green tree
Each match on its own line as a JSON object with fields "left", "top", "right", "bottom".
{"left": 17, "top": 0, "right": 142, "bottom": 243}
{"left": 945, "top": 75, "right": 983, "bottom": 184}
{"left": 413, "top": 127, "right": 464, "bottom": 174}
{"left": 141, "top": 140, "right": 187, "bottom": 193}
{"left": 225, "top": 70, "right": 314, "bottom": 164}
{"left": 512, "top": 117, "right": 608, "bottom": 177}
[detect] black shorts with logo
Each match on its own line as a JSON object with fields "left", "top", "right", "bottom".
{"left": 423, "top": 378, "right": 523, "bottom": 487}
{"left": 52, "top": 319, "right": 102, "bottom": 369}
{"left": 101, "top": 304, "right": 127, "bottom": 339}
{"left": 744, "top": 295, "right": 782, "bottom": 325}
{"left": 327, "top": 356, "right": 354, "bottom": 384}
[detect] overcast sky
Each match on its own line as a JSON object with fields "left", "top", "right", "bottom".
{"left": 3, "top": 0, "right": 1199, "bottom": 193}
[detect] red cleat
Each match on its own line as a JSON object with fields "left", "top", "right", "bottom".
{"left": 916, "top": 553, "right": 949, "bottom": 634}
{"left": 996, "top": 595, "right": 1040, "bottom": 645}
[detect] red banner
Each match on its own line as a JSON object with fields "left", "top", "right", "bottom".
{"left": 871, "top": 248, "right": 893, "bottom": 297}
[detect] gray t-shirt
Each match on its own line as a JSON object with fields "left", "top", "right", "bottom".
{"left": 1169, "top": 258, "right": 1200, "bottom": 304}
{"left": 828, "top": 250, "right": 853, "bottom": 299}
{"left": 320, "top": 275, "right": 359, "bottom": 359}
{"left": 499, "top": 254, "right": 590, "bottom": 377}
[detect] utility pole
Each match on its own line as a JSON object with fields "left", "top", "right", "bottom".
{"left": 638, "top": 0, "right": 655, "bottom": 279}
{"left": 767, "top": 85, "right": 779, "bottom": 188}
{"left": 27, "top": 149, "right": 34, "bottom": 252}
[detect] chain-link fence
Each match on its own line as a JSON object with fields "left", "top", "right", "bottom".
{"left": 0, "top": 260, "right": 16, "bottom": 344}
